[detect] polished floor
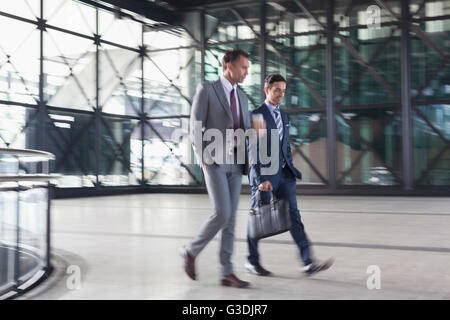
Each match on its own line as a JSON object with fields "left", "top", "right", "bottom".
{"left": 21, "top": 193, "right": 450, "bottom": 300}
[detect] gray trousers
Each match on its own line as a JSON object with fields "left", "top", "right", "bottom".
{"left": 188, "top": 162, "right": 243, "bottom": 276}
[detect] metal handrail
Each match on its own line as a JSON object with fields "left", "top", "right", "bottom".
{"left": 0, "top": 148, "right": 57, "bottom": 299}
{"left": 0, "top": 148, "right": 55, "bottom": 160}
{"left": 0, "top": 174, "right": 61, "bottom": 182}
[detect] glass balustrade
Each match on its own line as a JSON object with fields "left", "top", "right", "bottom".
{"left": 0, "top": 148, "right": 59, "bottom": 299}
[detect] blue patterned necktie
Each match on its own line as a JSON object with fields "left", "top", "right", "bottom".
{"left": 273, "top": 109, "right": 283, "bottom": 140}
{"left": 273, "top": 109, "right": 286, "bottom": 168}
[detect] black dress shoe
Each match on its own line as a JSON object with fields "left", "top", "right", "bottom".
{"left": 245, "top": 262, "right": 272, "bottom": 276}
{"left": 302, "top": 258, "right": 334, "bottom": 276}
{"left": 179, "top": 247, "right": 196, "bottom": 280}
{"left": 221, "top": 274, "right": 250, "bottom": 288}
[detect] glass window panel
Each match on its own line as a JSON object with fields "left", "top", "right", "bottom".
{"left": 268, "top": 35, "right": 326, "bottom": 109}
{"left": 335, "top": 0, "right": 400, "bottom": 29}
{"left": 100, "top": 44, "right": 141, "bottom": 116}
{"left": 144, "top": 48, "right": 200, "bottom": 117}
{"left": 44, "top": 29, "right": 97, "bottom": 111}
{"left": 98, "top": 10, "right": 142, "bottom": 48}
{"left": 411, "top": 19, "right": 450, "bottom": 102}
{"left": 206, "top": 6, "right": 260, "bottom": 44}
{"left": 0, "top": 0, "right": 40, "bottom": 21}
{"left": 143, "top": 118, "right": 201, "bottom": 185}
{"left": 334, "top": 25, "right": 401, "bottom": 106}
{"left": 144, "top": 24, "right": 196, "bottom": 50}
{"left": 336, "top": 108, "right": 402, "bottom": 185}
{"left": 0, "top": 105, "right": 38, "bottom": 149}
{"left": 413, "top": 104, "right": 450, "bottom": 185}
{"left": 0, "top": 190, "right": 18, "bottom": 289}
{"left": 19, "top": 187, "right": 48, "bottom": 264}
{"left": 289, "top": 112, "right": 327, "bottom": 184}
{"left": 44, "top": 0, "right": 96, "bottom": 36}
{"left": 47, "top": 110, "right": 96, "bottom": 187}
{"left": 411, "top": 0, "right": 450, "bottom": 19}
{"left": 0, "top": 16, "right": 40, "bottom": 104}
{"left": 266, "top": 0, "right": 326, "bottom": 37}
{"left": 99, "top": 116, "right": 139, "bottom": 186}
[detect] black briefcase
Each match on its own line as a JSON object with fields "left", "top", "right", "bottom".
{"left": 248, "top": 191, "right": 292, "bottom": 240}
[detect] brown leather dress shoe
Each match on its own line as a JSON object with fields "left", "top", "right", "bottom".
{"left": 221, "top": 274, "right": 250, "bottom": 288}
{"left": 179, "top": 247, "right": 196, "bottom": 280}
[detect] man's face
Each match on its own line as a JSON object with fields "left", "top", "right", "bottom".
{"left": 227, "top": 56, "right": 249, "bottom": 83}
{"left": 265, "top": 81, "right": 286, "bottom": 106}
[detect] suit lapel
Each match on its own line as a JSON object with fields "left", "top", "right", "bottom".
{"left": 237, "top": 87, "right": 245, "bottom": 126}
{"left": 212, "top": 80, "right": 233, "bottom": 121}
{"left": 280, "top": 110, "right": 288, "bottom": 150}
{"left": 261, "top": 103, "right": 277, "bottom": 131}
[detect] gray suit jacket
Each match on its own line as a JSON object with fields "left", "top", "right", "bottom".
{"left": 190, "top": 79, "right": 251, "bottom": 175}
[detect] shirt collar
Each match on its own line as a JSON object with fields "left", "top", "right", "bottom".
{"left": 265, "top": 99, "right": 280, "bottom": 114}
{"left": 220, "top": 75, "right": 237, "bottom": 92}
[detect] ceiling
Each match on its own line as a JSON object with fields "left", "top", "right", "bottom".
{"left": 80, "top": 0, "right": 242, "bottom": 25}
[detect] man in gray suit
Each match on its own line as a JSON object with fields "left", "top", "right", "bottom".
{"left": 179, "top": 49, "right": 251, "bottom": 288}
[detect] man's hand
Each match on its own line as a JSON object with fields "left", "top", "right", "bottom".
{"left": 258, "top": 181, "right": 273, "bottom": 192}
{"left": 203, "top": 163, "right": 207, "bottom": 169}
{"left": 252, "top": 114, "right": 266, "bottom": 137}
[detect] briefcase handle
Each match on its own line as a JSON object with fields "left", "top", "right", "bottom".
{"left": 256, "top": 190, "right": 278, "bottom": 208}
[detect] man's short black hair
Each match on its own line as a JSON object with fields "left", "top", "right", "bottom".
{"left": 222, "top": 49, "right": 249, "bottom": 71}
{"left": 264, "top": 74, "right": 286, "bottom": 89}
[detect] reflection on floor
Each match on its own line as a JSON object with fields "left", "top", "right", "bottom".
{"left": 20, "top": 194, "right": 450, "bottom": 299}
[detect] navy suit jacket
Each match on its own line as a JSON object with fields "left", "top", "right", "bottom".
{"left": 249, "top": 103, "right": 302, "bottom": 187}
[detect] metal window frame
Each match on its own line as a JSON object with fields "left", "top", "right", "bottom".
{"left": 0, "top": 0, "right": 448, "bottom": 196}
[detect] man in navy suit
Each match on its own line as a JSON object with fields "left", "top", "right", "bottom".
{"left": 246, "top": 74, "right": 333, "bottom": 277}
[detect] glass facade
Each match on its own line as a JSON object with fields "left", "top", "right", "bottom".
{"left": 0, "top": 0, "right": 449, "bottom": 195}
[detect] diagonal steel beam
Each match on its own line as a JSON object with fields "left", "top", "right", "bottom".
{"left": 145, "top": 55, "right": 192, "bottom": 105}
{"left": 337, "top": 150, "right": 366, "bottom": 184}
{"left": 46, "top": 32, "right": 96, "bottom": 109}
{"left": 100, "top": 117, "right": 134, "bottom": 174}
{"left": 100, "top": 47, "right": 141, "bottom": 114}
{"left": 147, "top": 53, "right": 195, "bottom": 114}
{"left": 54, "top": 116, "right": 96, "bottom": 171}
{"left": 104, "top": 120, "right": 141, "bottom": 175}
{"left": 336, "top": 27, "right": 399, "bottom": 106}
{"left": 47, "top": 130, "right": 94, "bottom": 179}
{"left": 289, "top": 114, "right": 328, "bottom": 183}
{"left": 412, "top": 59, "right": 448, "bottom": 100}
{"left": 205, "top": 16, "right": 224, "bottom": 43}
{"left": 143, "top": 119, "right": 202, "bottom": 185}
{"left": 336, "top": 110, "right": 403, "bottom": 184}
{"left": 336, "top": 112, "right": 398, "bottom": 183}
{"left": 375, "top": 0, "right": 450, "bottom": 63}
{"left": 8, "top": 109, "right": 40, "bottom": 147}
{"left": 179, "top": 25, "right": 201, "bottom": 46}
{"left": 335, "top": 33, "right": 401, "bottom": 101}
{"left": 414, "top": 145, "right": 449, "bottom": 185}
{"left": 291, "top": 0, "right": 401, "bottom": 104}
{"left": 229, "top": 8, "right": 261, "bottom": 38}
{"left": 292, "top": 0, "right": 327, "bottom": 31}
{"left": 411, "top": 106, "right": 450, "bottom": 183}
{"left": 413, "top": 107, "right": 450, "bottom": 150}
{"left": 292, "top": 143, "right": 328, "bottom": 183}
{"left": 269, "top": 41, "right": 326, "bottom": 106}
{"left": 46, "top": 114, "right": 96, "bottom": 183}
{"left": 412, "top": 0, "right": 427, "bottom": 18}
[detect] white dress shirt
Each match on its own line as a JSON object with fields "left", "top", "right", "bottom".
{"left": 220, "top": 75, "right": 240, "bottom": 122}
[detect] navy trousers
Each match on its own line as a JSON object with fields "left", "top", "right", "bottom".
{"left": 247, "top": 166, "right": 313, "bottom": 266}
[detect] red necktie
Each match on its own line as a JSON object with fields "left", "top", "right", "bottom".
{"left": 230, "top": 88, "right": 239, "bottom": 130}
